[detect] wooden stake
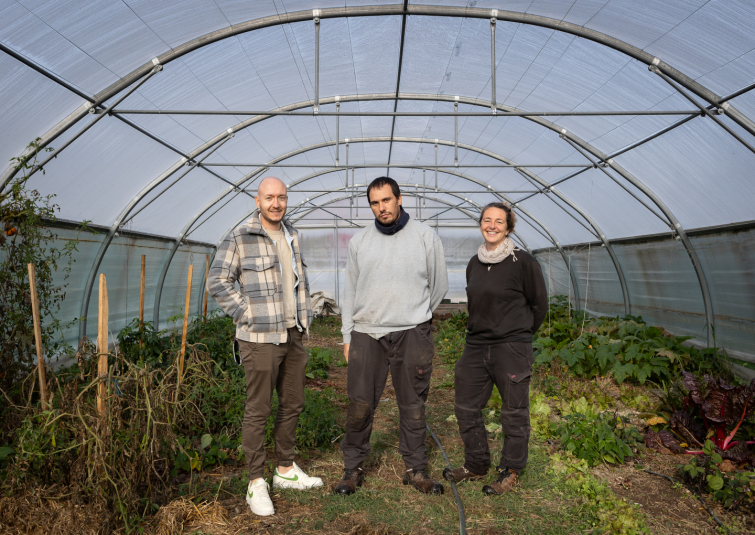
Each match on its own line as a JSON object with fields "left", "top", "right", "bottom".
{"left": 97, "top": 273, "right": 109, "bottom": 418}
{"left": 178, "top": 264, "right": 193, "bottom": 380}
{"left": 203, "top": 254, "right": 210, "bottom": 323}
{"left": 139, "top": 255, "right": 145, "bottom": 349}
{"left": 139, "top": 255, "right": 146, "bottom": 327}
{"left": 27, "top": 263, "right": 48, "bottom": 409}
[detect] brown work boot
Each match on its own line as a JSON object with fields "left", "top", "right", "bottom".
{"left": 442, "top": 466, "right": 486, "bottom": 483}
{"left": 402, "top": 469, "right": 444, "bottom": 495}
{"left": 334, "top": 467, "right": 365, "bottom": 495}
{"left": 482, "top": 467, "right": 519, "bottom": 495}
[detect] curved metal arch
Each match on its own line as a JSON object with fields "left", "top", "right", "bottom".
{"left": 289, "top": 188, "right": 535, "bottom": 252}
{"left": 194, "top": 187, "right": 529, "bottom": 317}
{"left": 153, "top": 136, "right": 621, "bottom": 316}
{"left": 78, "top": 90, "right": 704, "bottom": 342}
{"left": 192, "top": 169, "right": 582, "bottom": 314}
{"left": 4, "top": 1, "right": 752, "bottom": 194}
{"left": 281, "top": 166, "right": 582, "bottom": 308}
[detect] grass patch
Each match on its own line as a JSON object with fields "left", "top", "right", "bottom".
{"left": 309, "top": 316, "right": 342, "bottom": 339}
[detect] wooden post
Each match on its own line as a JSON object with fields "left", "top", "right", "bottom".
{"left": 139, "top": 255, "right": 145, "bottom": 348}
{"left": 27, "top": 264, "right": 48, "bottom": 409}
{"left": 97, "top": 273, "right": 109, "bottom": 418}
{"left": 178, "top": 264, "right": 193, "bottom": 380}
{"left": 203, "top": 254, "right": 210, "bottom": 323}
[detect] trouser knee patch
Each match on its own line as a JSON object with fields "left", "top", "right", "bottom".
{"left": 401, "top": 405, "right": 426, "bottom": 430}
{"left": 346, "top": 398, "right": 372, "bottom": 431}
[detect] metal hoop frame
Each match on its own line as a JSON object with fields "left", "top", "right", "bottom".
{"left": 0, "top": 6, "right": 725, "bottom": 345}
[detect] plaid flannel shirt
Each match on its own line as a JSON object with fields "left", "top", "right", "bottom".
{"left": 207, "top": 210, "right": 312, "bottom": 344}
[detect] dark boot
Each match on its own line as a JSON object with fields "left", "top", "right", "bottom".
{"left": 442, "top": 466, "right": 486, "bottom": 483}
{"left": 402, "top": 469, "right": 444, "bottom": 495}
{"left": 334, "top": 467, "right": 365, "bottom": 495}
{"left": 482, "top": 467, "right": 519, "bottom": 495}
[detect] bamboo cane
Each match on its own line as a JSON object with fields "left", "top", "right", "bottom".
{"left": 139, "top": 255, "right": 145, "bottom": 349}
{"left": 27, "top": 263, "right": 48, "bottom": 409}
{"left": 97, "top": 273, "right": 109, "bottom": 418}
{"left": 203, "top": 254, "right": 209, "bottom": 323}
{"left": 178, "top": 265, "right": 193, "bottom": 380}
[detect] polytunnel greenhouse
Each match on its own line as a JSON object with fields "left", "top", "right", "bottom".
{"left": 2, "top": 1, "right": 755, "bottom": 534}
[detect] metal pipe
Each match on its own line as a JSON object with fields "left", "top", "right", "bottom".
{"left": 559, "top": 136, "right": 671, "bottom": 225}
{"left": 719, "top": 80, "right": 755, "bottom": 104}
{"left": 435, "top": 142, "right": 438, "bottom": 191}
{"left": 8, "top": 3, "right": 754, "bottom": 198}
{"left": 28, "top": 66, "right": 160, "bottom": 178}
{"left": 288, "top": 188, "right": 539, "bottom": 193}
{"left": 85, "top": 4, "right": 755, "bottom": 135}
{"left": 454, "top": 99, "right": 459, "bottom": 166}
{"left": 350, "top": 167, "right": 354, "bottom": 220}
{"left": 0, "top": 42, "right": 95, "bottom": 104}
{"left": 386, "top": 0, "right": 409, "bottom": 177}
{"left": 103, "top": 109, "right": 703, "bottom": 117}
{"left": 334, "top": 221, "right": 339, "bottom": 305}
{"left": 121, "top": 135, "right": 233, "bottom": 226}
{"left": 335, "top": 100, "right": 340, "bottom": 165}
{"left": 650, "top": 65, "right": 755, "bottom": 156}
{"left": 313, "top": 14, "right": 320, "bottom": 113}
{"left": 79, "top": 92, "right": 709, "bottom": 344}
{"left": 490, "top": 17, "right": 497, "bottom": 112}
{"left": 422, "top": 169, "right": 426, "bottom": 211}
{"left": 200, "top": 163, "right": 592, "bottom": 168}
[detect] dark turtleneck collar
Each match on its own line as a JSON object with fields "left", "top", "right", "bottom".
{"left": 375, "top": 206, "right": 410, "bottom": 235}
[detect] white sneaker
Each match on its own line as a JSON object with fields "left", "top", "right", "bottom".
{"left": 272, "top": 462, "right": 324, "bottom": 490}
{"left": 246, "top": 479, "right": 275, "bottom": 516}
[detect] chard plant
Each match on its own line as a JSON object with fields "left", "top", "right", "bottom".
{"left": 675, "top": 372, "right": 755, "bottom": 457}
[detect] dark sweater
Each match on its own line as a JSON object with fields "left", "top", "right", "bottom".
{"left": 465, "top": 249, "right": 548, "bottom": 345}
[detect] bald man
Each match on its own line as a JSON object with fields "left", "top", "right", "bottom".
{"left": 208, "top": 177, "right": 322, "bottom": 517}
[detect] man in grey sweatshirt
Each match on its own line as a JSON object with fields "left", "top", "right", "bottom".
{"left": 335, "top": 177, "right": 449, "bottom": 496}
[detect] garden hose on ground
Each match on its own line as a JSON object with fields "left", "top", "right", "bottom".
{"left": 426, "top": 424, "right": 467, "bottom": 535}
{"left": 640, "top": 467, "right": 732, "bottom": 535}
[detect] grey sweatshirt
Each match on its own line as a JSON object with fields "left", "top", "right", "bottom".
{"left": 341, "top": 218, "right": 449, "bottom": 343}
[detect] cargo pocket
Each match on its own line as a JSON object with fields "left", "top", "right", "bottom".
{"left": 507, "top": 371, "right": 532, "bottom": 409}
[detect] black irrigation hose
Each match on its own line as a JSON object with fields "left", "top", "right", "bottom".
{"left": 426, "top": 424, "right": 467, "bottom": 535}
{"left": 640, "top": 467, "right": 732, "bottom": 535}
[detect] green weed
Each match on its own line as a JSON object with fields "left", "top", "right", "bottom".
{"left": 306, "top": 347, "right": 334, "bottom": 380}
{"left": 549, "top": 451, "right": 649, "bottom": 534}
{"left": 552, "top": 410, "right": 644, "bottom": 466}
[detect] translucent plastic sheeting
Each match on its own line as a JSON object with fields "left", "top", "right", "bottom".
{"left": 689, "top": 227, "right": 755, "bottom": 361}
{"left": 0, "top": 57, "right": 84, "bottom": 171}
{"left": 610, "top": 117, "right": 755, "bottom": 231}
{"left": 601, "top": 238, "right": 708, "bottom": 345}
{"left": 561, "top": 244, "right": 625, "bottom": 318}
{"left": 553, "top": 167, "right": 672, "bottom": 241}
{"left": 534, "top": 248, "right": 572, "bottom": 300}
{"left": 547, "top": 229, "right": 755, "bottom": 361}
{"left": 29, "top": 116, "right": 184, "bottom": 226}
{"left": 296, "top": 224, "right": 479, "bottom": 306}
{"left": 40, "top": 226, "right": 217, "bottom": 355}
{"left": 517, "top": 192, "right": 598, "bottom": 246}
{"left": 436, "top": 227, "right": 481, "bottom": 301}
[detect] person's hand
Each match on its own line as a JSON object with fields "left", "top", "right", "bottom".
{"left": 344, "top": 343, "right": 350, "bottom": 363}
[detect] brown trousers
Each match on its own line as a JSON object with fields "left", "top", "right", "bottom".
{"left": 340, "top": 322, "right": 435, "bottom": 471}
{"left": 238, "top": 328, "right": 308, "bottom": 480}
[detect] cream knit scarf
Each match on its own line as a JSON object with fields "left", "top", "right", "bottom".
{"left": 477, "top": 236, "right": 517, "bottom": 270}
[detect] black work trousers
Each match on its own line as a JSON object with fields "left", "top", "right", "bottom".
{"left": 340, "top": 322, "right": 435, "bottom": 471}
{"left": 453, "top": 341, "right": 534, "bottom": 474}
